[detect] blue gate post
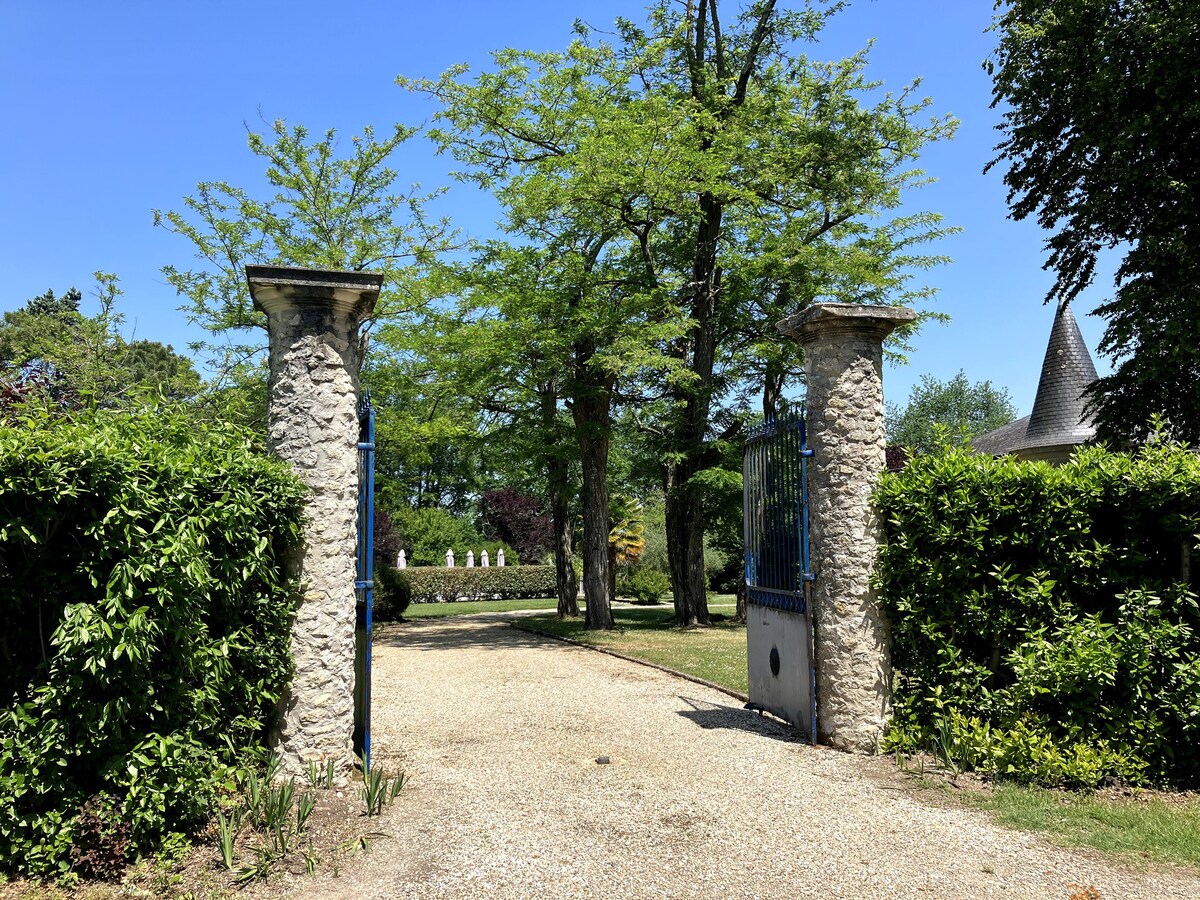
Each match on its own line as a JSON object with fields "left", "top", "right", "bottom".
{"left": 354, "top": 395, "right": 376, "bottom": 770}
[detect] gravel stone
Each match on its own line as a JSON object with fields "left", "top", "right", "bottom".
{"left": 289, "top": 612, "right": 1200, "bottom": 900}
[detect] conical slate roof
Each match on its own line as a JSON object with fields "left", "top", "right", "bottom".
{"left": 971, "top": 301, "right": 1098, "bottom": 459}
{"left": 1013, "top": 301, "right": 1098, "bottom": 453}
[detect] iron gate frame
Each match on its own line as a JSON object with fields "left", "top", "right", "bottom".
{"left": 743, "top": 412, "right": 816, "bottom": 740}
{"left": 353, "top": 393, "right": 375, "bottom": 770}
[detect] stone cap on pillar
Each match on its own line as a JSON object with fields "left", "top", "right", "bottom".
{"left": 246, "top": 265, "right": 382, "bottom": 320}
{"left": 778, "top": 303, "right": 917, "bottom": 346}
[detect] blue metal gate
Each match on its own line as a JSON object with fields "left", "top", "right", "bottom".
{"left": 743, "top": 413, "right": 816, "bottom": 740}
{"left": 353, "top": 394, "right": 375, "bottom": 770}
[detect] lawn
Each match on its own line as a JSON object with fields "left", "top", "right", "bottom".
{"left": 971, "top": 782, "right": 1200, "bottom": 869}
{"left": 400, "top": 597, "right": 562, "bottom": 619}
{"left": 514, "top": 604, "right": 749, "bottom": 695}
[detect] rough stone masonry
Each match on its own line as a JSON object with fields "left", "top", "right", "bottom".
{"left": 247, "top": 265, "right": 381, "bottom": 776}
{"left": 779, "top": 303, "right": 916, "bottom": 752}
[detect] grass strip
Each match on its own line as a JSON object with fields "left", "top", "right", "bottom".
{"left": 400, "top": 598, "right": 560, "bottom": 619}
{"left": 971, "top": 782, "right": 1200, "bottom": 869}
{"left": 514, "top": 605, "right": 749, "bottom": 695}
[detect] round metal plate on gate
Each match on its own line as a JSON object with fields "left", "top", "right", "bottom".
{"left": 769, "top": 646, "right": 781, "bottom": 677}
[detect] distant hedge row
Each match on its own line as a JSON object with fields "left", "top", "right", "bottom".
{"left": 378, "top": 565, "right": 556, "bottom": 610}
{"left": 0, "top": 407, "right": 305, "bottom": 876}
{"left": 874, "top": 442, "right": 1200, "bottom": 789}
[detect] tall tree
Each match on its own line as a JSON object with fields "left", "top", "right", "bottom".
{"left": 407, "top": 0, "right": 954, "bottom": 625}
{"left": 1, "top": 277, "right": 201, "bottom": 410}
{"left": 987, "top": 0, "right": 1200, "bottom": 443}
{"left": 156, "top": 119, "right": 455, "bottom": 377}
{"left": 886, "top": 370, "right": 1016, "bottom": 454}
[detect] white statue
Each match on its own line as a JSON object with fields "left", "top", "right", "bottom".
{"left": 446, "top": 549, "right": 455, "bottom": 567}
{"left": 397, "top": 549, "right": 407, "bottom": 569}
{"left": 481, "top": 550, "right": 490, "bottom": 567}
{"left": 497, "top": 548, "right": 506, "bottom": 567}
{"left": 466, "top": 550, "right": 475, "bottom": 568}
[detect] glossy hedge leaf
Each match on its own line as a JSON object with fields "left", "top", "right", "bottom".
{"left": 0, "top": 405, "right": 305, "bottom": 875}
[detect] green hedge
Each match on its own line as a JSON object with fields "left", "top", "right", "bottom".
{"left": 397, "top": 565, "right": 556, "bottom": 604}
{"left": 0, "top": 407, "right": 306, "bottom": 876}
{"left": 874, "top": 443, "right": 1200, "bottom": 788}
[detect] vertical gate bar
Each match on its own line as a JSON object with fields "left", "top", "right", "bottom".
{"left": 364, "top": 400, "right": 374, "bottom": 772}
{"left": 353, "top": 395, "right": 376, "bottom": 772}
{"left": 739, "top": 441, "right": 748, "bottom": 595}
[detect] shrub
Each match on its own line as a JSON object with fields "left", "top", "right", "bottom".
{"left": 874, "top": 441, "right": 1200, "bottom": 788}
{"left": 374, "top": 563, "right": 413, "bottom": 621}
{"left": 621, "top": 567, "right": 671, "bottom": 604}
{"left": 398, "top": 565, "right": 556, "bottom": 603}
{"left": 0, "top": 406, "right": 305, "bottom": 877}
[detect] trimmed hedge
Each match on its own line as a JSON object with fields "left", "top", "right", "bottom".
{"left": 397, "top": 565, "right": 556, "bottom": 604}
{"left": 0, "top": 407, "right": 306, "bottom": 876}
{"left": 874, "top": 442, "right": 1200, "bottom": 788}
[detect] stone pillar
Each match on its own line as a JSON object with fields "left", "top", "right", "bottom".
{"left": 778, "top": 303, "right": 915, "bottom": 752}
{"left": 247, "top": 264, "right": 381, "bottom": 776}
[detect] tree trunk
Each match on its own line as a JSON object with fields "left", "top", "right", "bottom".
{"left": 541, "top": 383, "right": 579, "bottom": 618}
{"left": 663, "top": 188, "right": 722, "bottom": 628}
{"left": 550, "top": 459, "right": 578, "bottom": 618}
{"left": 665, "top": 460, "right": 712, "bottom": 627}
{"left": 572, "top": 367, "right": 614, "bottom": 631}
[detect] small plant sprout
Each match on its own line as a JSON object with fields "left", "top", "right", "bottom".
{"left": 359, "top": 756, "right": 410, "bottom": 817}
{"left": 296, "top": 790, "right": 317, "bottom": 833}
{"left": 303, "top": 843, "right": 320, "bottom": 875}
{"left": 306, "top": 759, "right": 321, "bottom": 789}
{"left": 216, "top": 807, "right": 240, "bottom": 869}
{"left": 245, "top": 771, "right": 264, "bottom": 828}
{"left": 263, "top": 778, "right": 296, "bottom": 854}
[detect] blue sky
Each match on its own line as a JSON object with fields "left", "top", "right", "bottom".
{"left": 1, "top": 0, "right": 1114, "bottom": 414}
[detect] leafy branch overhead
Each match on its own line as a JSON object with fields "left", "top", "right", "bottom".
{"left": 155, "top": 120, "right": 458, "bottom": 372}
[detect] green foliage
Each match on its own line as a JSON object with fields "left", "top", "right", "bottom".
{"left": 374, "top": 564, "right": 413, "bottom": 621}
{"left": 386, "top": 505, "right": 504, "bottom": 567}
{"left": 406, "top": 0, "right": 956, "bottom": 624}
{"left": 0, "top": 406, "right": 306, "bottom": 876}
{"left": 155, "top": 118, "right": 455, "bottom": 402}
{"left": 875, "top": 442, "right": 1200, "bottom": 788}
{"left": 398, "top": 565, "right": 556, "bottom": 604}
{"left": 359, "top": 762, "right": 408, "bottom": 818}
{"left": 988, "top": 0, "right": 1200, "bottom": 443}
{"left": 1, "top": 276, "right": 202, "bottom": 411}
{"left": 886, "top": 369, "right": 1016, "bottom": 454}
{"left": 621, "top": 568, "right": 671, "bottom": 605}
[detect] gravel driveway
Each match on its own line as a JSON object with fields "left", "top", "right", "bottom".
{"left": 294, "top": 612, "right": 1199, "bottom": 900}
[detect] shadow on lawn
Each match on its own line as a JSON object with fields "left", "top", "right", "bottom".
{"left": 676, "top": 695, "right": 802, "bottom": 743}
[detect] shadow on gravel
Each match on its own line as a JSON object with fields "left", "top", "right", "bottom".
{"left": 374, "top": 616, "right": 576, "bottom": 654}
{"left": 676, "top": 696, "right": 802, "bottom": 743}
